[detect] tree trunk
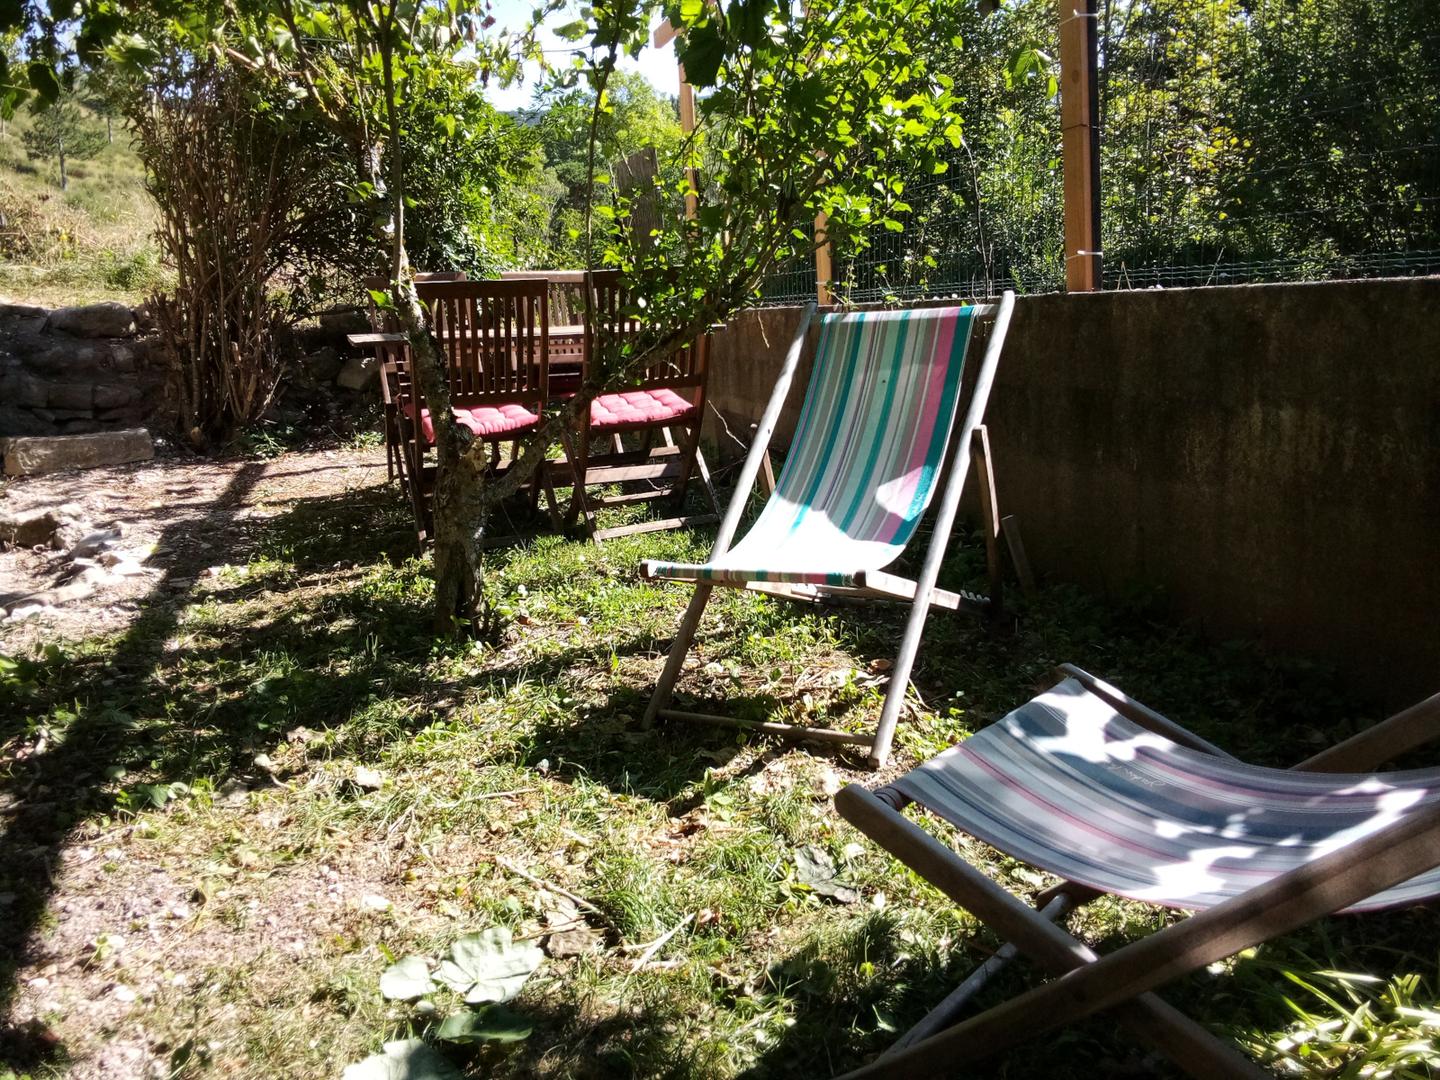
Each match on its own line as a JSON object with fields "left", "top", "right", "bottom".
{"left": 377, "top": 23, "right": 488, "bottom": 635}
{"left": 106, "top": 115, "right": 113, "bottom": 144}
{"left": 58, "top": 139, "right": 67, "bottom": 191}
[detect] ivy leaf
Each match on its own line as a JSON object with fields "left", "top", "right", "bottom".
{"left": 379, "top": 956, "right": 435, "bottom": 1001}
{"left": 793, "top": 845, "right": 860, "bottom": 904}
{"left": 341, "top": 1039, "right": 461, "bottom": 1080}
{"left": 433, "top": 929, "right": 543, "bottom": 1005}
{"left": 435, "top": 1006, "right": 533, "bottom": 1044}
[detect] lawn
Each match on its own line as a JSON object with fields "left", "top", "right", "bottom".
{"left": 1, "top": 447, "right": 1436, "bottom": 1078}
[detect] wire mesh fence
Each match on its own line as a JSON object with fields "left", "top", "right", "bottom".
{"left": 758, "top": 0, "right": 1440, "bottom": 304}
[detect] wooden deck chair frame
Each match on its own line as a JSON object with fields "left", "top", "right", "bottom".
{"left": 641, "top": 291, "right": 1016, "bottom": 769}
{"left": 563, "top": 269, "right": 721, "bottom": 541}
{"left": 833, "top": 665, "right": 1440, "bottom": 1078}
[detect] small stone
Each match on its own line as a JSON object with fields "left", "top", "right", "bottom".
{"left": 335, "top": 354, "right": 379, "bottom": 391}
{"left": 252, "top": 753, "right": 276, "bottom": 774}
{"left": 360, "top": 893, "right": 392, "bottom": 912}
{"left": 353, "top": 765, "right": 384, "bottom": 791}
{"left": 111, "top": 984, "right": 137, "bottom": 1003}
{"left": 69, "top": 527, "right": 122, "bottom": 559}
{"left": 543, "top": 927, "right": 602, "bottom": 958}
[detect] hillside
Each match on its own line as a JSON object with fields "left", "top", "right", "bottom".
{"left": 0, "top": 106, "right": 168, "bottom": 308}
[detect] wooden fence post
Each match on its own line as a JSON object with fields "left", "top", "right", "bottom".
{"left": 654, "top": 20, "right": 699, "bottom": 221}
{"left": 815, "top": 211, "right": 832, "bottom": 305}
{"left": 1059, "top": 0, "right": 1101, "bottom": 291}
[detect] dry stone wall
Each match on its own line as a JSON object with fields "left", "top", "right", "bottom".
{"left": 0, "top": 301, "right": 161, "bottom": 438}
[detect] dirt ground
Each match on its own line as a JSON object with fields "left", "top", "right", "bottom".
{"left": 0, "top": 447, "right": 389, "bottom": 652}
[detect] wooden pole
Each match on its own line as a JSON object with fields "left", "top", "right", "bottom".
{"left": 814, "top": 211, "right": 832, "bottom": 305}
{"left": 655, "top": 19, "right": 699, "bottom": 221}
{"left": 1059, "top": 0, "right": 1101, "bottom": 291}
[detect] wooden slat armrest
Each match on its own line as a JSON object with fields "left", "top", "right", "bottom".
{"left": 347, "top": 332, "right": 409, "bottom": 346}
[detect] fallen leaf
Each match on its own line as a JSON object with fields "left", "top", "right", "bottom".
{"left": 793, "top": 845, "right": 860, "bottom": 904}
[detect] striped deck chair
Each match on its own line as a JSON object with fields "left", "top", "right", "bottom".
{"left": 641, "top": 292, "right": 1016, "bottom": 768}
{"left": 835, "top": 665, "right": 1440, "bottom": 1078}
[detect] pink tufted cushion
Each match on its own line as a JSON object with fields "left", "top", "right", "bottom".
{"left": 589, "top": 388, "right": 697, "bottom": 431}
{"left": 412, "top": 403, "right": 539, "bottom": 443}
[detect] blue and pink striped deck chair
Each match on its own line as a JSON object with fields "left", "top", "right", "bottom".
{"left": 836, "top": 665, "right": 1440, "bottom": 1077}
{"left": 640, "top": 292, "right": 1016, "bottom": 768}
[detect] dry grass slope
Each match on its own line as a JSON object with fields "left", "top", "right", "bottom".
{"left": 0, "top": 107, "right": 169, "bottom": 309}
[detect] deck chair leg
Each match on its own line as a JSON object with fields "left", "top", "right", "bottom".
{"left": 693, "top": 442, "right": 719, "bottom": 515}
{"left": 869, "top": 588, "right": 940, "bottom": 768}
{"left": 836, "top": 785, "right": 1271, "bottom": 1079}
{"left": 642, "top": 583, "right": 714, "bottom": 729}
{"left": 972, "top": 424, "right": 1004, "bottom": 621}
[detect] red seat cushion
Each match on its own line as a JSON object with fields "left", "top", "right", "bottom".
{"left": 589, "top": 388, "right": 697, "bottom": 431}
{"left": 412, "top": 403, "right": 539, "bottom": 443}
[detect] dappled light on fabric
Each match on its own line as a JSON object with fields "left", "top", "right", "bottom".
{"left": 893, "top": 678, "right": 1440, "bottom": 912}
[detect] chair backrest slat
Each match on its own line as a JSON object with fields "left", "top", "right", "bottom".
{"left": 406, "top": 279, "right": 550, "bottom": 409}
{"left": 583, "top": 269, "right": 707, "bottom": 394}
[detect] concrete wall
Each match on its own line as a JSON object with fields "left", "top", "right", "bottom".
{"left": 703, "top": 278, "right": 1440, "bottom": 706}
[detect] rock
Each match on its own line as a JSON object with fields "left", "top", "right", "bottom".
{"left": 47, "top": 302, "right": 135, "bottom": 339}
{"left": 352, "top": 765, "right": 384, "bottom": 791}
{"left": 25, "top": 345, "right": 103, "bottom": 374}
{"left": 336, "top": 354, "right": 379, "bottom": 391}
{"left": 4, "top": 428, "right": 154, "bottom": 476}
{"left": 69, "top": 527, "right": 122, "bottom": 559}
{"left": 318, "top": 306, "right": 369, "bottom": 338}
{"left": 543, "top": 928, "right": 603, "bottom": 958}
{"left": 304, "top": 347, "right": 343, "bottom": 383}
{"left": 0, "top": 301, "right": 48, "bottom": 318}
{"left": 0, "top": 372, "right": 49, "bottom": 409}
{"left": 46, "top": 383, "right": 94, "bottom": 411}
{"left": 93, "top": 384, "right": 139, "bottom": 409}
{"left": 57, "top": 419, "right": 103, "bottom": 435}
{"left": 0, "top": 405, "right": 54, "bottom": 437}
{"left": 360, "top": 893, "right": 392, "bottom": 912}
{"left": 0, "top": 504, "right": 82, "bottom": 548}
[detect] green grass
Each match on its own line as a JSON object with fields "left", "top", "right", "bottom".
{"left": 1, "top": 466, "right": 1437, "bottom": 1078}
{"left": 0, "top": 107, "right": 168, "bottom": 307}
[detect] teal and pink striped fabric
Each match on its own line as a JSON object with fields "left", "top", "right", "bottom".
{"left": 892, "top": 678, "right": 1440, "bottom": 913}
{"left": 644, "top": 305, "right": 976, "bottom": 586}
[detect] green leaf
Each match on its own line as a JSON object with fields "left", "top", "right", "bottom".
{"left": 679, "top": 24, "right": 725, "bottom": 88}
{"left": 435, "top": 1006, "right": 533, "bottom": 1044}
{"left": 793, "top": 845, "right": 860, "bottom": 904}
{"left": 380, "top": 956, "right": 435, "bottom": 1001}
{"left": 341, "top": 1040, "right": 462, "bottom": 1080}
{"left": 27, "top": 61, "right": 60, "bottom": 105}
{"left": 433, "top": 928, "right": 543, "bottom": 1005}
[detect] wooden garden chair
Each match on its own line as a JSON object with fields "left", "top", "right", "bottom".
{"left": 500, "top": 270, "right": 587, "bottom": 397}
{"left": 363, "top": 278, "right": 559, "bottom": 544}
{"left": 640, "top": 292, "right": 1017, "bottom": 768}
{"left": 360, "top": 270, "right": 467, "bottom": 486}
{"left": 834, "top": 665, "right": 1440, "bottom": 1077}
{"left": 564, "top": 269, "right": 721, "bottom": 541}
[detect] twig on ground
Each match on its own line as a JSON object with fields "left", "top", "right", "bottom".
{"left": 623, "top": 911, "right": 695, "bottom": 972}
{"left": 495, "top": 857, "right": 620, "bottom": 937}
